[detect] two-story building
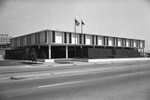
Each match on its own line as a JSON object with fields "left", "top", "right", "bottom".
{"left": 6, "top": 29, "right": 145, "bottom": 59}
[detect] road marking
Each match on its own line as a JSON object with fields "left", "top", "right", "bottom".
{"left": 37, "top": 71, "right": 148, "bottom": 88}
{"left": 37, "top": 80, "right": 85, "bottom": 88}
{"left": 118, "top": 72, "right": 145, "bottom": 77}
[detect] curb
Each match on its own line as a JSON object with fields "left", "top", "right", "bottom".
{"left": 53, "top": 63, "right": 74, "bottom": 67}
{"left": 52, "top": 63, "right": 95, "bottom": 67}
{"left": 75, "top": 63, "right": 95, "bottom": 66}
{"left": 10, "top": 73, "right": 53, "bottom": 80}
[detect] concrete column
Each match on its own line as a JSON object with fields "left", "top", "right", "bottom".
{"left": 66, "top": 45, "right": 68, "bottom": 58}
{"left": 48, "top": 45, "right": 51, "bottom": 59}
{"left": 47, "top": 30, "right": 52, "bottom": 59}
{"left": 143, "top": 48, "right": 145, "bottom": 56}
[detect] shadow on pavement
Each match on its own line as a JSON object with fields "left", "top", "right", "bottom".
{"left": 0, "top": 60, "right": 43, "bottom": 66}
{"left": 20, "top": 62, "right": 43, "bottom": 65}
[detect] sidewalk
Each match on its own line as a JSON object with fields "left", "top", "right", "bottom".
{"left": 1, "top": 57, "right": 150, "bottom": 67}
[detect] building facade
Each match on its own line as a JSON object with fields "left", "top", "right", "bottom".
{"left": 0, "top": 34, "right": 11, "bottom": 55}
{"left": 7, "top": 29, "right": 145, "bottom": 59}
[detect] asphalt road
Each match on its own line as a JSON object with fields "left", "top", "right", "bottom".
{"left": 0, "top": 61, "right": 150, "bottom": 77}
{"left": 1, "top": 63, "right": 150, "bottom": 100}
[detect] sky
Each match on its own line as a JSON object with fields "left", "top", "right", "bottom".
{"left": 0, "top": 0, "right": 150, "bottom": 51}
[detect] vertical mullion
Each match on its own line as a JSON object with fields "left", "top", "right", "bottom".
{"left": 52, "top": 31, "right": 55, "bottom": 43}
{"left": 45, "top": 31, "right": 47, "bottom": 43}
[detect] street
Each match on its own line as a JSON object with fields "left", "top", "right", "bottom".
{"left": 0, "top": 62, "right": 150, "bottom": 100}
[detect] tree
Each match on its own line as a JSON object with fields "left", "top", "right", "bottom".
{"left": 29, "top": 48, "right": 37, "bottom": 63}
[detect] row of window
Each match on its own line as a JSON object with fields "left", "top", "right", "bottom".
{"left": 52, "top": 31, "right": 86, "bottom": 44}
{"left": 13, "top": 31, "right": 48, "bottom": 47}
{"left": 11, "top": 31, "right": 145, "bottom": 48}
{"left": 51, "top": 31, "right": 144, "bottom": 48}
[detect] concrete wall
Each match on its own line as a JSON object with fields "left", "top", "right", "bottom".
{"left": 31, "top": 34, "right": 35, "bottom": 45}
{"left": 23, "top": 36, "right": 27, "bottom": 46}
{"left": 10, "top": 30, "right": 48, "bottom": 48}
{"left": 16, "top": 37, "right": 20, "bottom": 47}
{"left": 39, "top": 31, "right": 47, "bottom": 44}
{"left": 10, "top": 39, "right": 14, "bottom": 48}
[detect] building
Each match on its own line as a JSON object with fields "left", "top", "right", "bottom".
{"left": 0, "top": 34, "right": 11, "bottom": 56}
{"left": 6, "top": 29, "right": 145, "bottom": 59}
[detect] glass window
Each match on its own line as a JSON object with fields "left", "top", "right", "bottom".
{"left": 52, "top": 31, "right": 55, "bottom": 43}
{"left": 69, "top": 33, "right": 71, "bottom": 43}
{"left": 116, "top": 38, "right": 118, "bottom": 46}
{"left": 84, "top": 34, "right": 86, "bottom": 44}
{"left": 104, "top": 37, "right": 105, "bottom": 46}
{"left": 96, "top": 36, "right": 98, "bottom": 45}
{"left": 45, "top": 31, "right": 47, "bottom": 43}
{"left": 92, "top": 35, "right": 94, "bottom": 45}
{"left": 64, "top": 32, "right": 67, "bottom": 43}
{"left": 38, "top": 33, "right": 40, "bottom": 44}
{"left": 35, "top": 33, "right": 37, "bottom": 44}
{"left": 79, "top": 34, "right": 82, "bottom": 44}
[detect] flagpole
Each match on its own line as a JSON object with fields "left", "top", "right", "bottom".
{"left": 74, "top": 18, "right": 76, "bottom": 58}
{"left": 81, "top": 19, "right": 83, "bottom": 33}
{"left": 81, "top": 19, "right": 83, "bottom": 58}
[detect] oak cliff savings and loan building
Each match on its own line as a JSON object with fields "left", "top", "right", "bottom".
{"left": 7, "top": 29, "right": 145, "bottom": 60}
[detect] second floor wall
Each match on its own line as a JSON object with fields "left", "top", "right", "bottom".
{"left": 10, "top": 30, "right": 145, "bottom": 49}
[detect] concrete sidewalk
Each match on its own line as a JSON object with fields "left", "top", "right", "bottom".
{"left": 42, "top": 57, "right": 150, "bottom": 67}
{"left": 1, "top": 57, "right": 150, "bottom": 68}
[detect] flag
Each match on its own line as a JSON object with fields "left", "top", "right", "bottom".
{"left": 81, "top": 20, "right": 85, "bottom": 25}
{"left": 75, "top": 19, "right": 80, "bottom": 26}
